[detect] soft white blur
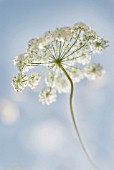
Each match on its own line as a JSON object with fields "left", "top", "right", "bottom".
{"left": 0, "top": 99, "right": 19, "bottom": 124}
{"left": 22, "top": 120, "right": 66, "bottom": 153}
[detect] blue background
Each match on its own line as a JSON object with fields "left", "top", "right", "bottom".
{"left": 0, "top": 0, "right": 114, "bottom": 170}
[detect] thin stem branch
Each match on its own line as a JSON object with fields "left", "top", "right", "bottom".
{"left": 58, "top": 63, "right": 99, "bottom": 170}
{"left": 60, "top": 39, "right": 78, "bottom": 60}
{"left": 59, "top": 41, "right": 66, "bottom": 57}
{"left": 60, "top": 32, "right": 81, "bottom": 60}
{"left": 60, "top": 38, "right": 72, "bottom": 59}
{"left": 28, "top": 62, "right": 48, "bottom": 65}
{"left": 62, "top": 38, "right": 89, "bottom": 60}
{"left": 59, "top": 41, "right": 62, "bottom": 58}
{"left": 44, "top": 46, "right": 56, "bottom": 60}
{"left": 51, "top": 43, "right": 57, "bottom": 58}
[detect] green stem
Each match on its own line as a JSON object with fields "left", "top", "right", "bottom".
{"left": 59, "top": 64, "right": 99, "bottom": 170}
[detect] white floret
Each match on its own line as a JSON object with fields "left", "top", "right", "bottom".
{"left": 28, "top": 73, "right": 41, "bottom": 89}
{"left": 39, "top": 87, "right": 57, "bottom": 105}
{"left": 84, "top": 63, "right": 106, "bottom": 80}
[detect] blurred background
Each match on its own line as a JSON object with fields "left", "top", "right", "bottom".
{"left": 0, "top": 0, "right": 114, "bottom": 169}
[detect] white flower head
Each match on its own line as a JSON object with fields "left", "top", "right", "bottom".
{"left": 14, "top": 53, "right": 34, "bottom": 73}
{"left": 69, "top": 67, "right": 84, "bottom": 83}
{"left": 45, "top": 71, "right": 56, "bottom": 87}
{"left": 39, "top": 87, "right": 57, "bottom": 105}
{"left": 12, "top": 73, "right": 28, "bottom": 92}
{"left": 55, "top": 75, "right": 70, "bottom": 93}
{"left": 76, "top": 48, "right": 91, "bottom": 65}
{"left": 28, "top": 73, "right": 41, "bottom": 89}
{"left": 12, "top": 22, "right": 108, "bottom": 104}
{"left": 90, "top": 38, "right": 109, "bottom": 53}
{"left": 54, "top": 27, "right": 72, "bottom": 42}
{"left": 84, "top": 63, "right": 106, "bottom": 80}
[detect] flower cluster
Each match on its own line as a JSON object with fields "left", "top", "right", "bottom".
{"left": 12, "top": 73, "right": 40, "bottom": 92}
{"left": 12, "top": 22, "right": 108, "bottom": 105}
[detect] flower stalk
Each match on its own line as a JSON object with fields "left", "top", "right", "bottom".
{"left": 59, "top": 63, "right": 99, "bottom": 170}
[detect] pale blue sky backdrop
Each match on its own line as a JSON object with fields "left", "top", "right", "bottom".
{"left": 0, "top": 0, "right": 114, "bottom": 170}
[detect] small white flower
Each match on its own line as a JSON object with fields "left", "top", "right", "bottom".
{"left": 12, "top": 73, "right": 28, "bottom": 92}
{"left": 39, "top": 87, "right": 57, "bottom": 105}
{"left": 45, "top": 71, "right": 56, "bottom": 87}
{"left": 77, "top": 54, "right": 91, "bottom": 65}
{"left": 84, "top": 63, "right": 106, "bottom": 80}
{"left": 76, "top": 48, "right": 91, "bottom": 65}
{"left": 44, "top": 31, "right": 55, "bottom": 43}
{"left": 28, "top": 37, "right": 46, "bottom": 51}
{"left": 68, "top": 67, "right": 84, "bottom": 82}
{"left": 14, "top": 53, "right": 33, "bottom": 73}
{"left": 54, "top": 27, "right": 72, "bottom": 42}
{"left": 85, "top": 30, "right": 99, "bottom": 40}
{"left": 90, "top": 38, "right": 108, "bottom": 53}
{"left": 28, "top": 73, "right": 41, "bottom": 89}
{"left": 55, "top": 76, "right": 70, "bottom": 93}
{"left": 27, "top": 38, "right": 39, "bottom": 51}
{"left": 73, "top": 22, "right": 91, "bottom": 31}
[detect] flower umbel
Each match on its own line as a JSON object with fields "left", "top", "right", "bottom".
{"left": 12, "top": 22, "right": 109, "bottom": 169}
{"left": 12, "top": 22, "right": 108, "bottom": 101}
{"left": 39, "top": 87, "right": 57, "bottom": 105}
{"left": 12, "top": 73, "right": 28, "bottom": 92}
